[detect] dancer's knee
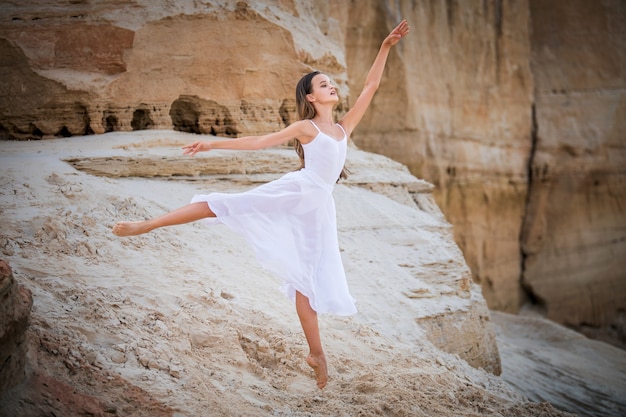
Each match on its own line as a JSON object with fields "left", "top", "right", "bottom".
{"left": 192, "top": 201, "right": 216, "bottom": 218}
{"left": 203, "top": 203, "right": 216, "bottom": 218}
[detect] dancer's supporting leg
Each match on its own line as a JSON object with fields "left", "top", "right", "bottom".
{"left": 112, "top": 202, "right": 215, "bottom": 236}
{"left": 296, "top": 291, "right": 328, "bottom": 389}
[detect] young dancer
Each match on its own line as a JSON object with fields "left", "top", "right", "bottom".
{"left": 113, "top": 19, "right": 410, "bottom": 389}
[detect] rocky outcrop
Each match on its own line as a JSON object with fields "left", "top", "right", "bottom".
{"left": 0, "top": 1, "right": 330, "bottom": 139}
{"left": 493, "top": 310, "right": 626, "bottom": 416}
{"left": 0, "top": 0, "right": 531, "bottom": 313}
{"left": 0, "top": 259, "right": 33, "bottom": 394}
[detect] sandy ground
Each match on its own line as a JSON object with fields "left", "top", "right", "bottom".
{"left": 0, "top": 131, "right": 623, "bottom": 416}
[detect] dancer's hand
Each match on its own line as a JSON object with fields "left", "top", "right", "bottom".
{"left": 383, "top": 19, "right": 410, "bottom": 47}
{"left": 182, "top": 141, "right": 210, "bottom": 156}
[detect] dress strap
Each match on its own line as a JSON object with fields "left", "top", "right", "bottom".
{"left": 308, "top": 119, "right": 321, "bottom": 133}
{"left": 336, "top": 123, "right": 347, "bottom": 138}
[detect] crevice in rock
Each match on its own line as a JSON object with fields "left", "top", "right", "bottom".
{"left": 57, "top": 126, "right": 72, "bottom": 137}
{"left": 30, "top": 124, "right": 44, "bottom": 139}
{"left": 519, "top": 102, "right": 543, "bottom": 310}
{"left": 78, "top": 102, "right": 94, "bottom": 136}
{"left": 0, "top": 123, "right": 8, "bottom": 140}
{"left": 445, "top": 0, "right": 455, "bottom": 32}
{"left": 494, "top": 0, "right": 503, "bottom": 84}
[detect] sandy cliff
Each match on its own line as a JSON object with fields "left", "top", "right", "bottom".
{"left": 0, "top": 260, "right": 33, "bottom": 393}
{"left": 347, "top": 0, "right": 534, "bottom": 316}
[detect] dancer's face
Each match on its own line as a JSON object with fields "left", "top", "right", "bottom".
{"left": 308, "top": 74, "right": 338, "bottom": 104}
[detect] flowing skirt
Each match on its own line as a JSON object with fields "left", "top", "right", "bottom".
{"left": 191, "top": 170, "right": 357, "bottom": 316}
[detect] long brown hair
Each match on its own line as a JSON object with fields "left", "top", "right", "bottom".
{"left": 294, "top": 71, "right": 348, "bottom": 181}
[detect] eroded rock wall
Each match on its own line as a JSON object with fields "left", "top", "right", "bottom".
{"left": 0, "top": 2, "right": 532, "bottom": 314}
{"left": 346, "top": 0, "right": 626, "bottom": 345}
{"left": 0, "top": 0, "right": 348, "bottom": 139}
{"left": 0, "top": 132, "right": 513, "bottom": 416}
{"left": 0, "top": 0, "right": 504, "bottom": 383}
{"left": 522, "top": 0, "right": 626, "bottom": 341}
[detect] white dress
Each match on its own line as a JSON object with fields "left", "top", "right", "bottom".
{"left": 191, "top": 120, "right": 357, "bottom": 316}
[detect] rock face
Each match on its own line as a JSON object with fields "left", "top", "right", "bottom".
{"left": 61, "top": 133, "right": 502, "bottom": 375}
{"left": 521, "top": 0, "right": 626, "bottom": 342}
{"left": 0, "top": 259, "right": 33, "bottom": 394}
{"left": 493, "top": 310, "right": 626, "bottom": 416}
{"left": 345, "top": 1, "right": 626, "bottom": 345}
{"left": 0, "top": 1, "right": 341, "bottom": 139}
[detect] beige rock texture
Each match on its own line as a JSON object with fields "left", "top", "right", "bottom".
{"left": 0, "top": 0, "right": 346, "bottom": 139}
{"left": 1, "top": 131, "right": 623, "bottom": 416}
{"left": 0, "top": 259, "right": 33, "bottom": 394}
{"left": 520, "top": 0, "right": 626, "bottom": 343}
{"left": 61, "top": 131, "right": 503, "bottom": 376}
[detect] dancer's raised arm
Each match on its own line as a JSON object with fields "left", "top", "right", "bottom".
{"left": 339, "top": 19, "right": 410, "bottom": 136}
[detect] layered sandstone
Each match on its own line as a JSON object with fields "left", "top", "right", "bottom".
{"left": 0, "top": 0, "right": 346, "bottom": 139}
{"left": 521, "top": 0, "right": 626, "bottom": 341}
{"left": 0, "top": 0, "right": 532, "bottom": 316}
{"left": 61, "top": 133, "right": 502, "bottom": 375}
{"left": 0, "top": 1, "right": 623, "bottom": 412}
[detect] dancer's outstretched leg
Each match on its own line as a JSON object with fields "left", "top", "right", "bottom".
{"left": 112, "top": 202, "right": 215, "bottom": 236}
{"left": 295, "top": 291, "right": 328, "bottom": 389}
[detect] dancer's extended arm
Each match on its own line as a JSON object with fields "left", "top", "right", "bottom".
{"left": 182, "top": 119, "right": 312, "bottom": 156}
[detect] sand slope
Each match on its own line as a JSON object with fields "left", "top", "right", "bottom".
{"left": 0, "top": 131, "right": 601, "bottom": 416}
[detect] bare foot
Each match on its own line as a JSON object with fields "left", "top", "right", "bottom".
{"left": 306, "top": 353, "right": 328, "bottom": 389}
{"left": 112, "top": 221, "right": 152, "bottom": 237}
